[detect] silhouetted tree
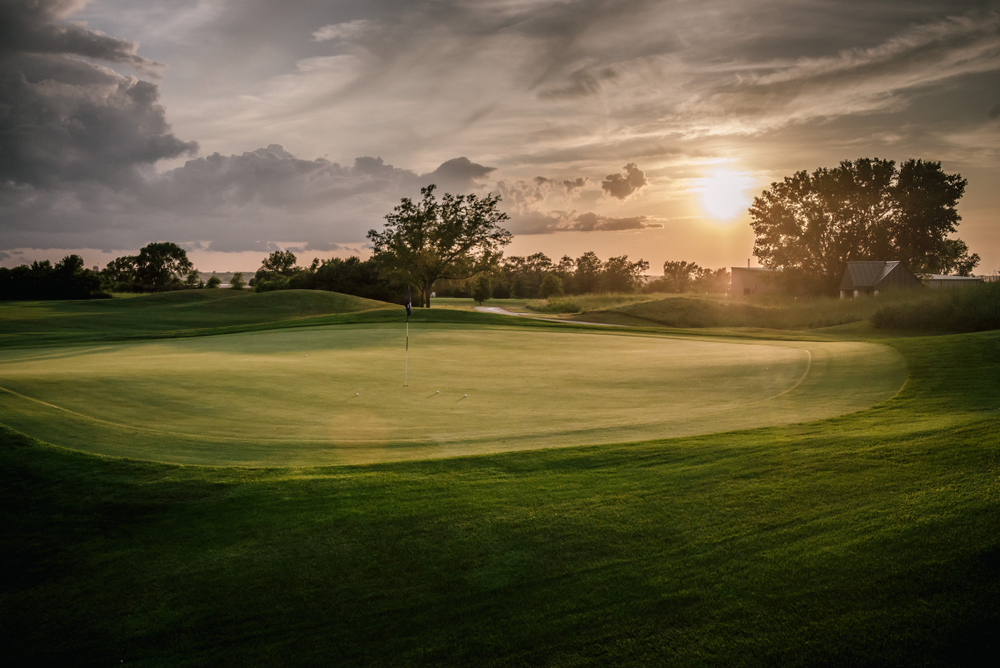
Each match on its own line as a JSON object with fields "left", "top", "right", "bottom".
{"left": 471, "top": 275, "right": 492, "bottom": 304}
{"left": 368, "top": 185, "right": 512, "bottom": 307}
{"left": 750, "top": 158, "right": 976, "bottom": 294}
{"left": 539, "top": 273, "right": 564, "bottom": 299}
{"left": 133, "top": 242, "right": 194, "bottom": 291}
{"left": 602, "top": 255, "right": 649, "bottom": 292}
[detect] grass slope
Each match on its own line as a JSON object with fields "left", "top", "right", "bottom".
{"left": 0, "top": 308, "right": 998, "bottom": 665}
{"left": 0, "top": 289, "right": 395, "bottom": 348}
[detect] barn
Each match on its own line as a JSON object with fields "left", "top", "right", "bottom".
{"left": 730, "top": 266, "right": 782, "bottom": 296}
{"left": 839, "top": 261, "right": 922, "bottom": 298}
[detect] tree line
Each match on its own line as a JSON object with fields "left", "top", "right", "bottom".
{"left": 2, "top": 157, "right": 978, "bottom": 302}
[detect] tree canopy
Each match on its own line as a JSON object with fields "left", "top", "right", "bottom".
{"left": 749, "top": 158, "right": 976, "bottom": 294}
{"left": 368, "top": 185, "right": 512, "bottom": 307}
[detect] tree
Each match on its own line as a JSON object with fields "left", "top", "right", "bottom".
{"left": 256, "top": 250, "right": 299, "bottom": 281}
{"left": 134, "top": 242, "right": 194, "bottom": 291}
{"left": 539, "top": 273, "right": 564, "bottom": 299}
{"left": 368, "top": 185, "right": 512, "bottom": 308}
{"left": 206, "top": 276, "right": 221, "bottom": 289}
{"left": 574, "top": 251, "right": 603, "bottom": 294}
{"left": 602, "top": 255, "right": 650, "bottom": 293}
{"left": 749, "top": 158, "right": 975, "bottom": 294}
{"left": 661, "top": 260, "right": 702, "bottom": 293}
{"left": 471, "top": 275, "right": 492, "bottom": 304}
{"left": 230, "top": 272, "right": 246, "bottom": 290}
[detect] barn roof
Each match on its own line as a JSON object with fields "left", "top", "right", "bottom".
{"left": 840, "top": 261, "right": 922, "bottom": 291}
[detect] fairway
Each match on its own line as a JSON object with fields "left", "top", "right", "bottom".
{"left": 0, "top": 326, "right": 906, "bottom": 465}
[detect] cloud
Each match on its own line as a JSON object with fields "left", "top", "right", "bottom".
{"left": 0, "top": 0, "right": 196, "bottom": 190}
{"left": 206, "top": 239, "right": 281, "bottom": 253}
{"left": 303, "top": 241, "right": 345, "bottom": 252}
{"left": 563, "top": 177, "right": 587, "bottom": 194}
{"left": 990, "top": 103, "right": 1000, "bottom": 120}
{"left": 0, "top": 0, "right": 165, "bottom": 77}
{"left": 601, "top": 163, "right": 647, "bottom": 200}
{"left": 508, "top": 209, "right": 661, "bottom": 235}
{"left": 537, "top": 67, "right": 620, "bottom": 100}
{"left": 312, "top": 20, "right": 376, "bottom": 44}
{"left": 680, "top": 12, "right": 1000, "bottom": 135}
{"left": 420, "top": 157, "right": 496, "bottom": 192}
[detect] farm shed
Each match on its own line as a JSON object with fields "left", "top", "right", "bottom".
{"left": 925, "top": 274, "right": 983, "bottom": 290}
{"left": 731, "top": 267, "right": 782, "bottom": 296}
{"left": 839, "top": 261, "right": 922, "bottom": 299}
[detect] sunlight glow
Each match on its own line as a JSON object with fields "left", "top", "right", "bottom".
{"left": 699, "top": 169, "right": 752, "bottom": 220}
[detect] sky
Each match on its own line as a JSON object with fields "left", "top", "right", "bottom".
{"left": 2, "top": 0, "right": 999, "bottom": 274}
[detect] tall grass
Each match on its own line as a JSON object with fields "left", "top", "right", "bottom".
{"left": 872, "top": 281, "right": 1000, "bottom": 332}
{"left": 583, "top": 290, "right": 931, "bottom": 330}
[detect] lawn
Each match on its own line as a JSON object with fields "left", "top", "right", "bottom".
{"left": 1, "top": 291, "right": 998, "bottom": 666}
{"left": 0, "top": 327, "right": 904, "bottom": 465}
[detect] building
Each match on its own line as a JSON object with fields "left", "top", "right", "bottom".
{"left": 925, "top": 274, "right": 984, "bottom": 290}
{"left": 730, "top": 266, "right": 781, "bottom": 296}
{"left": 839, "top": 261, "right": 922, "bottom": 299}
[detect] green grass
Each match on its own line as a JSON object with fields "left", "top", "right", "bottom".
{"left": 1, "top": 291, "right": 999, "bottom": 666}
{"left": 0, "top": 328, "right": 905, "bottom": 465}
{"left": 0, "top": 289, "right": 395, "bottom": 348}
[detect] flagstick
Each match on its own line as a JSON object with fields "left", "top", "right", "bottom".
{"left": 404, "top": 313, "right": 409, "bottom": 387}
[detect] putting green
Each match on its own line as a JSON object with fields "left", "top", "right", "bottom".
{"left": 0, "top": 326, "right": 907, "bottom": 466}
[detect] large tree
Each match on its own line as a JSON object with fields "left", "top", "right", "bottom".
{"left": 134, "top": 242, "right": 195, "bottom": 291}
{"left": 749, "top": 158, "right": 976, "bottom": 294}
{"left": 368, "top": 185, "right": 512, "bottom": 307}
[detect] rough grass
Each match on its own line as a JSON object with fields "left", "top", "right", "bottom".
{"left": 565, "top": 290, "right": 939, "bottom": 330}
{"left": 526, "top": 292, "right": 669, "bottom": 314}
{"left": 872, "top": 280, "right": 1000, "bottom": 332}
{"left": 1, "top": 328, "right": 998, "bottom": 666}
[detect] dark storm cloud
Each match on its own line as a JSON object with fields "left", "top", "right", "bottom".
{"left": 0, "top": 0, "right": 163, "bottom": 76}
{"left": 990, "top": 103, "right": 1000, "bottom": 119}
{"left": 601, "top": 163, "right": 647, "bottom": 200}
{"left": 563, "top": 177, "right": 588, "bottom": 194}
{"left": 0, "top": 0, "right": 196, "bottom": 191}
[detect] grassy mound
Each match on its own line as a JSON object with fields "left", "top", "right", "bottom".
{"left": 566, "top": 291, "right": 943, "bottom": 330}
{"left": 1, "top": 329, "right": 998, "bottom": 665}
{"left": 0, "top": 289, "right": 396, "bottom": 348}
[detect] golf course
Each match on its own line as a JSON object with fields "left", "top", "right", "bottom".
{"left": 2, "top": 289, "right": 998, "bottom": 666}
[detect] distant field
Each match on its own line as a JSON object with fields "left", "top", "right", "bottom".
{"left": 0, "top": 326, "right": 905, "bottom": 465}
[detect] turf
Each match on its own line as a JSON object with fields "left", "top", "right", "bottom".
{"left": 0, "top": 326, "right": 906, "bottom": 465}
{"left": 1, "top": 292, "right": 998, "bottom": 666}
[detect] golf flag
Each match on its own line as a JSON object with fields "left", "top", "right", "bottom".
{"left": 406, "top": 286, "right": 413, "bottom": 317}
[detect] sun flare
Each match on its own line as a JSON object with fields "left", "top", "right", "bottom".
{"left": 700, "top": 169, "right": 752, "bottom": 220}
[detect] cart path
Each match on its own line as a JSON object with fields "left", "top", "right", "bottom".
{"left": 474, "top": 306, "right": 626, "bottom": 327}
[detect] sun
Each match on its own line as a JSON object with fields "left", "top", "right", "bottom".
{"left": 700, "top": 169, "right": 752, "bottom": 220}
